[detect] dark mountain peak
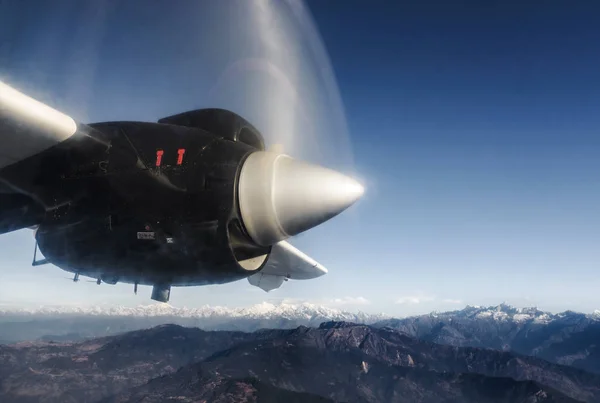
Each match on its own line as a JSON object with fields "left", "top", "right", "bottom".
{"left": 318, "top": 320, "right": 362, "bottom": 330}
{"left": 154, "top": 323, "right": 185, "bottom": 330}
{"left": 100, "top": 323, "right": 205, "bottom": 346}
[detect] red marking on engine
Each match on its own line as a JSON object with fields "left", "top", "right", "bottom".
{"left": 177, "top": 148, "right": 186, "bottom": 165}
{"left": 155, "top": 150, "right": 164, "bottom": 166}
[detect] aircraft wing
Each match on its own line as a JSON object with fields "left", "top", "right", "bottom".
{"left": 247, "top": 241, "right": 327, "bottom": 291}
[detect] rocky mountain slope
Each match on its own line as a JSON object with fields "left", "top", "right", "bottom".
{"left": 2, "top": 323, "right": 599, "bottom": 402}
{"left": 100, "top": 374, "right": 334, "bottom": 403}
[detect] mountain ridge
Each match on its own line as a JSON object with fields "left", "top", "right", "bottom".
{"left": 375, "top": 304, "right": 600, "bottom": 375}
{"left": 2, "top": 302, "right": 600, "bottom": 379}
{"left": 1, "top": 322, "right": 595, "bottom": 403}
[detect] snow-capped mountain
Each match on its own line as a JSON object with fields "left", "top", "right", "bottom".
{"left": 0, "top": 301, "right": 387, "bottom": 323}
{"left": 0, "top": 302, "right": 389, "bottom": 344}
{"left": 375, "top": 303, "right": 600, "bottom": 375}
{"left": 428, "top": 303, "right": 592, "bottom": 324}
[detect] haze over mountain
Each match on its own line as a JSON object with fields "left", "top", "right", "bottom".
{"left": 1, "top": 302, "right": 599, "bottom": 350}
{"left": 0, "top": 301, "right": 386, "bottom": 322}
{"left": 0, "top": 302, "right": 387, "bottom": 343}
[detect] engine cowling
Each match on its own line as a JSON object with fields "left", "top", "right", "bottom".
{"left": 158, "top": 108, "right": 265, "bottom": 151}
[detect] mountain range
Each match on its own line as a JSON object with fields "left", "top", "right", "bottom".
{"left": 2, "top": 322, "right": 598, "bottom": 403}
{"left": 0, "top": 301, "right": 388, "bottom": 323}
{"left": 2, "top": 303, "right": 600, "bottom": 402}
{"left": 374, "top": 303, "right": 600, "bottom": 375}
{"left": 0, "top": 302, "right": 387, "bottom": 343}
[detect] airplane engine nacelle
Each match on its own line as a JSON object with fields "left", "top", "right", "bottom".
{"left": 33, "top": 107, "right": 361, "bottom": 288}
{"left": 35, "top": 110, "right": 272, "bottom": 282}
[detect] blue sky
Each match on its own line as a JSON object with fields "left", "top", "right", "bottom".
{"left": 1, "top": 0, "right": 600, "bottom": 316}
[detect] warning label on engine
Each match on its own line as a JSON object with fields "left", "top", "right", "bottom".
{"left": 137, "top": 231, "right": 155, "bottom": 240}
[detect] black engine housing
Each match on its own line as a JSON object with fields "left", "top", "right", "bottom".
{"left": 31, "top": 110, "right": 270, "bottom": 287}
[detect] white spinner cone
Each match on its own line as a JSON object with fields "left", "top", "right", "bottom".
{"left": 238, "top": 151, "right": 363, "bottom": 246}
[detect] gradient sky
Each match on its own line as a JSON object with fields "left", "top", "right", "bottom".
{"left": 1, "top": 0, "right": 600, "bottom": 316}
